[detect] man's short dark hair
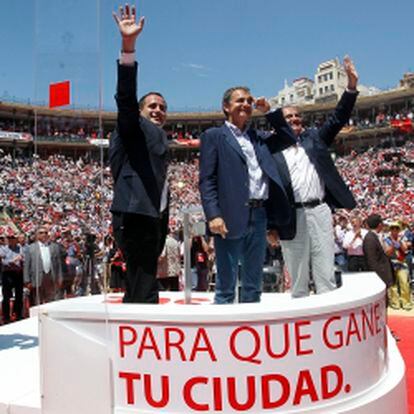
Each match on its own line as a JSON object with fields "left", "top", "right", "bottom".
{"left": 222, "top": 86, "right": 251, "bottom": 118}
{"left": 366, "top": 214, "right": 383, "bottom": 230}
{"left": 138, "top": 92, "right": 167, "bottom": 111}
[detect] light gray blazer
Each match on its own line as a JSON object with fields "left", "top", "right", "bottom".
{"left": 24, "top": 242, "right": 63, "bottom": 287}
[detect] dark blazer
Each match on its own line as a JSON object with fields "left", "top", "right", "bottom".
{"left": 363, "top": 231, "right": 394, "bottom": 287}
{"left": 199, "top": 124, "right": 290, "bottom": 239}
{"left": 109, "top": 62, "right": 169, "bottom": 218}
{"left": 265, "top": 91, "right": 358, "bottom": 240}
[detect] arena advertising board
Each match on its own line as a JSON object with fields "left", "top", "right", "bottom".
{"left": 110, "top": 299, "right": 387, "bottom": 413}
{"left": 0, "top": 130, "right": 33, "bottom": 141}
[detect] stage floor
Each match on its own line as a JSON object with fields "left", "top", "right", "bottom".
{"left": 0, "top": 317, "right": 40, "bottom": 414}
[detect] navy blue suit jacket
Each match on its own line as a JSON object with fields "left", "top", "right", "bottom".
{"left": 109, "top": 62, "right": 169, "bottom": 218}
{"left": 199, "top": 124, "right": 291, "bottom": 239}
{"left": 265, "top": 91, "right": 358, "bottom": 240}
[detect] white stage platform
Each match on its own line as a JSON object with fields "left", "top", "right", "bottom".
{"left": 0, "top": 273, "right": 408, "bottom": 413}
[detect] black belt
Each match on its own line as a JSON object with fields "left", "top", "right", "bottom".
{"left": 294, "top": 199, "right": 324, "bottom": 209}
{"left": 247, "top": 199, "right": 265, "bottom": 208}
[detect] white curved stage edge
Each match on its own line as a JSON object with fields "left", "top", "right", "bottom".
{"left": 0, "top": 273, "right": 408, "bottom": 413}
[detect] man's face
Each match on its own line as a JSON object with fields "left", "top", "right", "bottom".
{"left": 351, "top": 218, "right": 361, "bottom": 230}
{"left": 390, "top": 227, "right": 400, "bottom": 238}
{"left": 224, "top": 89, "right": 254, "bottom": 128}
{"left": 36, "top": 228, "right": 49, "bottom": 243}
{"left": 8, "top": 236, "right": 17, "bottom": 246}
{"left": 140, "top": 94, "right": 167, "bottom": 127}
{"left": 282, "top": 106, "right": 303, "bottom": 137}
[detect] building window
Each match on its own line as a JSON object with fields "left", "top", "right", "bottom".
{"left": 330, "top": 84, "right": 335, "bottom": 91}
{"left": 318, "top": 75, "right": 322, "bottom": 82}
{"left": 329, "top": 72, "right": 333, "bottom": 80}
{"left": 325, "top": 86, "right": 329, "bottom": 92}
{"left": 319, "top": 88, "right": 323, "bottom": 95}
{"left": 324, "top": 74, "right": 328, "bottom": 81}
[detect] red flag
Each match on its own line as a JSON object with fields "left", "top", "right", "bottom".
{"left": 49, "top": 80, "right": 70, "bottom": 108}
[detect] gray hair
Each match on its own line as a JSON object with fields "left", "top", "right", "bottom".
{"left": 222, "top": 86, "right": 251, "bottom": 118}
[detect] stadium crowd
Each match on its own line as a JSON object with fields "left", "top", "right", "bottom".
{"left": 1, "top": 137, "right": 414, "bottom": 322}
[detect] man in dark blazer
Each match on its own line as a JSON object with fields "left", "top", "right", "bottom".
{"left": 110, "top": 4, "right": 169, "bottom": 303}
{"left": 199, "top": 86, "right": 290, "bottom": 304}
{"left": 266, "top": 56, "right": 358, "bottom": 298}
{"left": 363, "top": 214, "right": 394, "bottom": 288}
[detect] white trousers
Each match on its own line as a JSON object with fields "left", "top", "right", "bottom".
{"left": 281, "top": 203, "right": 336, "bottom": 297}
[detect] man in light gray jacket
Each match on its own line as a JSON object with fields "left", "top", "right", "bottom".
{"left": 24, "top": 226, "right": 63, "bottom": 305}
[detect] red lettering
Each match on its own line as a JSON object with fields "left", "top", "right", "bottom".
{"left": 213, "top": 377, "right": 223, "bottom": 411}
{"left": 361, "top": 307, "right": 374, "bottom": 339}
{"left": 137, "top": 327, "right": 162, "bottom": 360}
{"left": 227, "top": 376, "right": 255, "bottom": 411}
{"left": 183, "top": 377, "right": 209, "bottom": 411}
{"left": 164, "top": 327, "right": 186, "bottom": 361}
{"left": 345, "top": 313, "right": 362, "bottom": 346}
{"left": 261, "top": 374, "right": 290, "bottom": 409}
{"left": 119, "top": 325, "right": 137, "bottom": 358}
{"left": 119, "top": 371, "right": 140, "bottom": 405}
{"left": 322, "top": 316, "right": 343, "bottom": 350}
{"left": 143, "top": 374, "right": 169, "bottom": 408}
{"left": 265, "top": 324, "right": 290, "bottom": 359}
{"left": 189, "top": 328, "right": 217, "bottom": 362}
{"left": 321, "top": 364, "right": 344, "bottom": 399}
{"left": 294, "top": 321, "right": 313, "bottom": 355}
{"left": 374, "top": 302, "right": 381, "bottom": 334}
{"left": 229, "top": 326, "right": 261, "bottom": 364}
{"left": 293, "top": 369, "right": 318, "bottom": 405}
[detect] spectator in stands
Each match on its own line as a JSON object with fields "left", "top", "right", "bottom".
{"left": 363, "top": 214, "right": 394, "bottom": 289}
{"left": 108, "top": 245, "right": 126, "bottom": 292}
{"left": 384, "top": 221, "right": 413, "bottom": 310}
{"left": 157, "top": 231, "right": 181, "bottom": 291}
{"left": 1, "top": 233, "right": 24, "bottom": 323}
{"left": 402, "top": 222, "right": 413, "bottom": 282}
{"left": 24, "top": 225, "right": 63, "bottom": 305}
{"left": 334, "top": 215, "right": 348, "bottom": 271}
{"left": 191, "top": 236, "right": 209, "bottom": 292}
{"left": 343, "top": 217, "right": 368, "bottom": 271}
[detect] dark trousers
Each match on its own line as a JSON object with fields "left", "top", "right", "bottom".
{"left": 30, "top": 273, "right": 57, "bottom": 305}
{"left": 113, "top": 212, "right": 167, "bottom": 303}
{"left": 348, "top": 255, "right": 367, "bottom": 272}
{"left": 2, "top": 270, "right": 23, "bottom": 321}
{"left": 158, "top": 276, "right": 179, "bottom": 291}
{"left": 195, "top": 267, "right": 209, "bottom": 292}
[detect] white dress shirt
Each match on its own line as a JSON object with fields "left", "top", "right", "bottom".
{"left": 343, "top": 229, "right": 368, "bottom": 256}
{"left": 282, "top": 143, "right": 325, "bottom": 203}
{"left": 225, "top": 121, "right": 268, "bottom": 200}
{"left": 38, "top": 241, "right": 51, "bottom": 274}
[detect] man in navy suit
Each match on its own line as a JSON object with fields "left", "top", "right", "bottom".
{"left": 266, "top": 56, "right": 359, "bottom": 298}
{"left": 110, "top": 4, "right": 169, "bottom": 303}
{"left": 199, "top": 86, "right": 290, "bottom": 304}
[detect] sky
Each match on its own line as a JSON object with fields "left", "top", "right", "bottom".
{"left": 0, "top": 0, "right": 413, "bottom": 112}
